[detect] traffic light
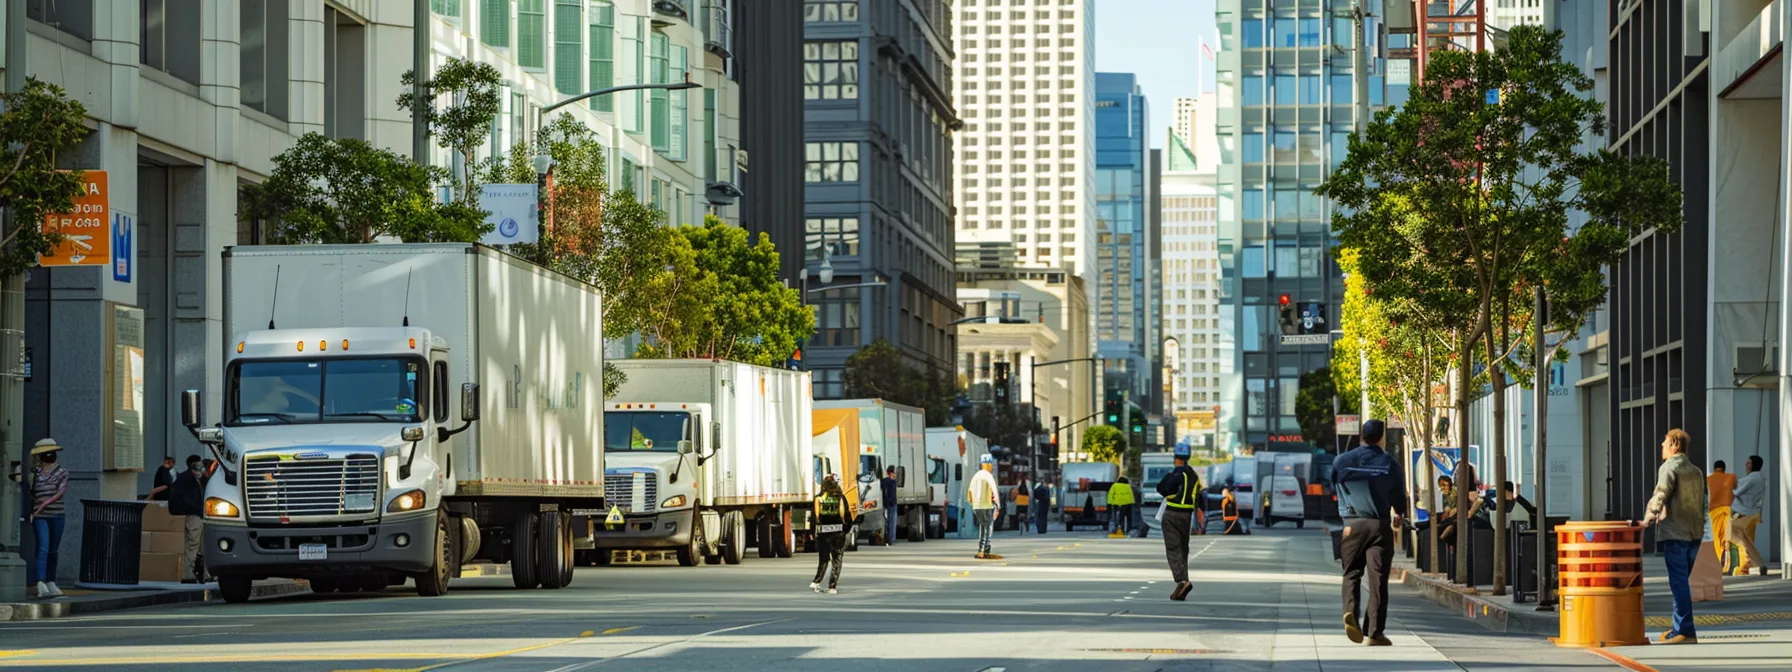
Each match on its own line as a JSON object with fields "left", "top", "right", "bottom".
{"left": 1278, "top": 294, "right": 1297, "bottom": 335}
{"left": 993, "top": 362, "right": 1011, "bottom": 405}
{"left": 1103, "top": 389, "right": 1123, "bottom": 425}
{"left": 1129, "top": 406, "right": 1145, "bottom": 436}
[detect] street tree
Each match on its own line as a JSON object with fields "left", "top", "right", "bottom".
{"left": 243, "top": 133, "right": 488, "bottom": 244}
{"left": 1295, "top": 366, "right": 1357, "bottom": 452}
{"left": 398, "top": 58, "right": 503, "bottom": 205}
{"left": 1321, "top": 26, "right": 1682, "bottom": 590}
{"left": 1081, "top": 425, "right": 1126, "bottom": 465}
{"left": 0, "top": 78, "right": 88, "bottom": 278}
{"left": 636, "top": 217, "right": 814, "bottom": 367}
{"left": 842, "top": 339, "right": 960, "bottom": 424}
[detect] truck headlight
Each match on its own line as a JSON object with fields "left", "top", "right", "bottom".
{"left": 661, "top": 495, "right": 687, "bottom": 508}
{"left": 388, "top": 489, "right": 426, "bottom": 512}
{"left": 205, "top": 498, "right": 240, "bottom": 518}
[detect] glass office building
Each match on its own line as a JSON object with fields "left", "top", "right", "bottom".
{"left": 1094, "top": 73, "right": 1157, "bottom": 411}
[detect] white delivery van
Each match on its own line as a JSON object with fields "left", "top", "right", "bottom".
{"left": 597, "top": 360, "right": 813, "bottom": 566}
{"left": 189, "top": 244, "right": 604, "bottom": 602}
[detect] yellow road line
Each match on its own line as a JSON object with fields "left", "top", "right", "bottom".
{"left": 600, "top": 626, "right": 639, "bottom": 635}
{"left": 0, "top": 653, "right": 33, "bottom": 660}
{"left": 5, "top": 637, "right": 582, "bottom": 670}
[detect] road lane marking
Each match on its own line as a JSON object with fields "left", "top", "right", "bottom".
{"left": 601, "top": 627, "right": 639, "bottom": 635}
{"left": 580, "top": 630, "right": 595, "bottom": 637}
{"left": 696, "top": 617, "right": 795, "bottom": 637}
{"left": 0, "top": 652, "right": 33, "bottom": 660}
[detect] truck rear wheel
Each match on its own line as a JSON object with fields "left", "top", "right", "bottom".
{"left": 720, "top": 511, "right": 745, "bottom": 565}
{"left": 417, "top": 513, "right": 453, "bottom": 597}
{"left": 512, "top": 512, "right": 540, "bottom": 589}
{"left": 907, "top": 508, "right": 926, "bottom": 543}
{"left": 219, "top": 573, "right": 253, "bottom": 604}
{"left": 538, "top": 511, "right": 570, "bottom": 589}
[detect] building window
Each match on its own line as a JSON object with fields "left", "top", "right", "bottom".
{"left": 240, "top": 0, "right": 291, "bottom": 120}
{"left": 805, "top": 142, "right": 861, "bottom": 182}
{"left": 804, "top": 40, "right": 860, "bottom": 100}
{"left": 804, "top": 0, "right": 858, "bottom": 21}
{"left": 811, "top": 288, "right": 862, "bottom": 347}
{"left": 670, "top": 46, "right": 689, "bottom": 161}
{"left": 518, "top": 0, "right": 547, "bottom": 69}
{"left": 812, "top": 369, "right": 844, "bottom": 399}
{"left": 28, "top": 0, "right": 92, "bottom": 41}
{"left": 1242, "top": 18, "right": 1263, "bottom": 48}
{"left": 481, "top": 0, "right": 510, "bottom": 48}
{"left": 650, "top": 33, "right": 671, "bottom": 150}
{"left": 141, "top": 0, "right": 200, "bottom": 85}
{"left": 554, "top": 0, "right": 583, "bottom": 93}
{"left": 322, "top": 5, "right": 367, "bottom": 139}
{"left": 589, "top": 4, "right": 615, "bottom": 111}
{"left": 806, "top": 217, "right": 860, "bottom": 261}
{"left": 432, "top": 0, "right": 461, "bottom": 17}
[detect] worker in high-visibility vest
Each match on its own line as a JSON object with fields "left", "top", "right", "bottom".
{"left": 1221, "top": 487, "right": 1246, "bottom": 535}
{"left": 1107, "top": 477, "right": 1135, "bottom": 537}
{"left": 1154, "top": 444, "right": 1202, "bottom": 601}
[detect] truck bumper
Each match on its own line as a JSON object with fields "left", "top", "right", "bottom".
{"left": 203, "top": 514, "right": 436, "bottom": 578}
{"left": 590, "top": 508, "right": 693, "bottom": 550}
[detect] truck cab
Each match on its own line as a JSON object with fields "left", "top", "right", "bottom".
{"left": 187, "top": 326, "right": 476, "bottom": 602}
{"left": 593, "top": 402, "right": 707, "bottom": 563}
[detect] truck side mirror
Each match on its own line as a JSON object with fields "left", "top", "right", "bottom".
{"left": 461, "top": 383, "right": 481, "bottom": 422}
{"left": 677, "top": 440, "right": 694, "bottom": 454}
{"left": 181, "top": 389, "right": 202, "bottom": 428}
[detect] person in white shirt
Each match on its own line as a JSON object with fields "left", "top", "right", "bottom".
{"left": 967, "top": 454, "right": 1002, "bottom": 560}
{"left": 1730, "top": 455, "right": 1769, "bottom": 576}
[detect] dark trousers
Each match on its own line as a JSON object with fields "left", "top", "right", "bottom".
{"left": 812, "top": 532, "right": 844, "bottom": 589}
{"left": 1163, "top": 507, "right": 1194, "bottom": 583}
{"left": 1659, "top": 539, "right": 1699, "bottom": 638}
{"left": 1032, "top": 501, "right": 1047, "bottom": 534}
{"left": 1340, "top": 517, "right": 1395, "bottom": 638}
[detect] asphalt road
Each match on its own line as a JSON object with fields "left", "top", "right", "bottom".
{"left": 0, "top": 527, "right": 1624, "bottom": 671}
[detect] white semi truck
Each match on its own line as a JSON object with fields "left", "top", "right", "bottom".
{"left": 183, "top": 244, "right": 604, "bottom": 603}
{"left": 593, "top": 359, "right": 813, "bottom": 566}
{"left": 924, "top": 427, "right": 989, "bottom": 535}
{"left": 815, "top": 399, "right": 931, "bottom": 544}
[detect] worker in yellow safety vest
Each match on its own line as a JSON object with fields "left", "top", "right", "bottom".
{"left": 1154, "top": 445, "right": 1202, "bottom": 600}
{"left": 1108, "top": 477, "right": 1135, "bottom": 536}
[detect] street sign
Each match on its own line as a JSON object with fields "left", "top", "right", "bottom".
{"left": 604, "top": 505, "right": 624, "bottom": 529}
{"left": 1335, "top": 414, "right": 1361, "bottom": 436}
{"left": 112, "top": 212, "right": 133, "bottom": 282}
{"left": 1279, "top": 334, "right": 1331, "bottom": 346}
{"left": 40, "top": 170, "right": 110, "bottom": 267}
{"left": 1388, "top": 59, "right": 1412, "bottom": 86}
{"left": 479, "top": 183, "right": 540, "bottom": 246}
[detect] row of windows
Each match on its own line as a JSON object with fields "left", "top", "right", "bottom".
{"left": 804, "top": 41, "right": 860, "bottom": 100}
{"left": 1241, "top": 184, "right": 1329, "bottom": 221}
{"left": 960, "top": 204, "right": 1079, "bottom": 215}
{"left": 963, "top": 191, "right": 1080, "bottom": 203}
{"left": 805, "top": 217, "right": 861, "bottom": 262}
{"left": 1242, "top": 73, "right": 1383, "bottom": 107}
{"left": 1241, "top": 130, "right": 1353, "bottom": 168}
{"left": 804, "top": 0, "right": 859, "bottom": 22}
{"left": 805, "top": 142, "right": 861, "bottom": 182}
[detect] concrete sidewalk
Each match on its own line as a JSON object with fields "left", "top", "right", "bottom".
{"left": 0, "top": 580, "right": 308, "bottom": 621}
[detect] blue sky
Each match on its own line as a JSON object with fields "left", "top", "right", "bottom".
{"left": 1093, "top": 0, "right": 1217, "bottom": 149}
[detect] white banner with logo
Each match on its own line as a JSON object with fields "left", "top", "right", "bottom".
{"left": 480, "top": 183, "right": 540, "bottom": 246}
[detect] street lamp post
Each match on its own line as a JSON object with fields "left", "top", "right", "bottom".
{"left": 798, "top": 248, "right": 886, "bottom": 372}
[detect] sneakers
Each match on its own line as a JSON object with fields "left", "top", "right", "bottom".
{"left": 1367, "top": 635, "right": 1393, "bottom": 647}
{"left": 827, "top": 588, "right": 838, "bottom": 595}
{"left": 35, "top": 581, "right": 50, "bottom": 598}
{"left": 48, "top": 582, "right": 64, "bottom": 597}
{"left": 1170, "top": 582, "right": 1192, "bottom": 602}
{"left": 810, "top": 581, "right": 821, "bottom": 593}
{"left": 1659, "top": 632, "right": 1698, "bottom": 645}
{"left": 1342, "top": 613, "right": 1365, "bottom": 644}
{"left": 982, "top": 553, "right": 1004, "bottom": 560}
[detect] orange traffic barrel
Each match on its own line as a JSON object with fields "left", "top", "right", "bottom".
{"left": 1553, "top": 521, "right": 1648, "bottom": 648}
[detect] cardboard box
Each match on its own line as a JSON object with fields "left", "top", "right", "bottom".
{"left": 141, "top": 530, "right": 186, "bottom": 555}
{"left": 138, "top": 552, "right": 185, "bottom": 582}
{"left": 141, "top": 502, "right": 186, "bottom": 533}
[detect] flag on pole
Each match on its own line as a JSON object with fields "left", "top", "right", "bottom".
{"left": 1201, "top": 41, "right": 1215, "bottom": 60}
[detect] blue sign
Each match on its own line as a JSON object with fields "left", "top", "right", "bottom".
{"left": 112, "top": 212, "right": 133, "bottom": 282}
{"left": 1485, "top": 89, "right": 1500, "bottom": 105}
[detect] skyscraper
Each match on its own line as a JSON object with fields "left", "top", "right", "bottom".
{"left": 1215, "top": 5, "right": 1389, "bottom": 454}
{"left": 1173, "top": 96, "right": 1200, "bottom": 150}
{"left": 1094, "top": 73, "right": 1155, "bottom": 415}
{"left": 951, "top": 0, "right": 1097, "bottom": 279}
{"left": 1162, "top": 95, "right": 1224, "bottom": 449}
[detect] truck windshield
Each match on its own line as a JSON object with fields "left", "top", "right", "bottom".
{"left": 604, "top": 412, "right": 688, "bottom": 452}
{"left": 228, "top": 357, "right": 424, "bottom": 425}
{"left": 1145, "top": 466, "right": 1172, "bottom": 485}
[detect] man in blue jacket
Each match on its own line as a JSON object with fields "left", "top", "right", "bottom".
{"left": 1332, "top": 419, "right": 1407, "bottom": 647}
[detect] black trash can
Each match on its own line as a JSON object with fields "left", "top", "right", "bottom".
{"left": 80, "top": 499, "right": 148, "bottom": 585}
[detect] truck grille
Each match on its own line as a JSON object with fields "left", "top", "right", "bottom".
{"left": 604, "top": 473, "right": 658, "bottom": 513}
{"left": 245, "top": 454, "right": 381, "bottom": 520}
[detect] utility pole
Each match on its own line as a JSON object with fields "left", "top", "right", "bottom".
{"left": 1533, "top": 287, "right": 1553, "bottom": 609}
{"left": 0, "top": 0, "right": 31, "bottom": 603}
{"left": 1349, "top": 0, "right": 1371, "bottom": 421}
{"left": 412, "top": 0, "right": 431, "bottom": 166}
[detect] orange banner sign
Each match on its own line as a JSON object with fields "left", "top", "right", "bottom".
{"left": 40, "top": 170, "right": 111, "bottom": 266}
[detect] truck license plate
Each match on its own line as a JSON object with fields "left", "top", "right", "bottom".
{"left": 299, "top": 543, "right": 327, "bottom": 561}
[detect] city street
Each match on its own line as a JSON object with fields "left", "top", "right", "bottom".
{"left": 0, "top": 527, "right": 1620, "bottom": 671}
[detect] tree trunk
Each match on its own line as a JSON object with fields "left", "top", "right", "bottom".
{"left": 1486, "top": 321, "right": 1508, "bottom": 596}
{"left": 1454, "top": 329, "right": 1473, "bottom": 586}
{"left": 1424, "top": 339, "right": 1440, "bottom": 576}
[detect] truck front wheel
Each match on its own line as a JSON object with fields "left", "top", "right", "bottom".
{"left": 676, "top": 516, "right": 704, "bottom": 567}
{"left": 416, "top": 513, "right": 452, "bottom": 597}
{"left": 512, "top": 512, "right": 540, "bottom": 589}
{"left": 720, "top": 511, "right": 745, "bottom": 565}
{"left": 218, "top": 573, "right": 253, "bottom": 604}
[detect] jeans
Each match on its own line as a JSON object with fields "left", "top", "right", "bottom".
{"left": 1659, "top": 538, "right": 1699, "bottom": 639}
{"left": 885, "top": 508, "right": 898, "bottom": 545}
{"left": 32, "top": 515, "right": 66, "bottom": 584}
{"left": 973, "top": 508, "right": 996, "bottom": 555}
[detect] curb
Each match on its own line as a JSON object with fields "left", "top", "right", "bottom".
{"left": 1394, "top": 566, "right": 1559, "bottom": 637}
{"left": 0, "top": 581, "right": 309, "bottom": 621}
{"left": 1590, "top": 647, "right": 1660, "bottom": 672}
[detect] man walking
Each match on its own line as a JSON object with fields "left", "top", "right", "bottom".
{"left": 1155, "top": 444, "right": 1202, "bottom": 601}
{"left": 1332, "top": 419, "right": 1407, "bottom": 647}
{"left": 968, "top": 454, "right": 1002, "bottom": 559}
{"left": 1642, "top": 428, "right": 1707, "bottom": 645}
{"left": 1032, "top": 480, "right": 1050, "bottom": 534}
{"left": 1108, "top": 477, "right": 1134, "bottom": 537}
{"left": 1730, "top": 455, "right": 1768, "bottom": 576}
{"left": 1707, "top": 460, "right": 1735, "bottom": 570}
{"left": 169, "top": 455, "right": 207, "bottom": 583}
{"left": 881, "top": 467, "right": 899, "bottom": 546}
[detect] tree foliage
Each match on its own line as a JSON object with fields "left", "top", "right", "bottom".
{"left": 1295, "top": 366, "right": 1357, "bottom": 450}
{"left": 0, "top": 78, "right": 89, "bottom": 277}
{"left": 842, "top": 339, "right": 959, "bottom": 425}
{"left": 243, "top": 133, "right": 487, "bottom": 244}
{"left": 398, "top": 58, "right": 503, "bottom": 205}
{"left": 1081, "top": 425, "right": 1126, "bottom": 465}
{"left": 635, "top": 217, "right": 814, "bottom": 367}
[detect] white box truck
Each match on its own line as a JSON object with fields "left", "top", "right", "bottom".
{"left": 595, "top": 359, "right": 813, "bottom": 566}
{"left": 925, "top": 427, "right": 989, "bottom": 535}
{"left": 1060, "top": 461, "right": 1119, "bottom": 531}
{"left": 182, "top": 244, "right": 604, "bottom": 603}
{"left": 815, "top": 399, "right": 931, "bottom": 544}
